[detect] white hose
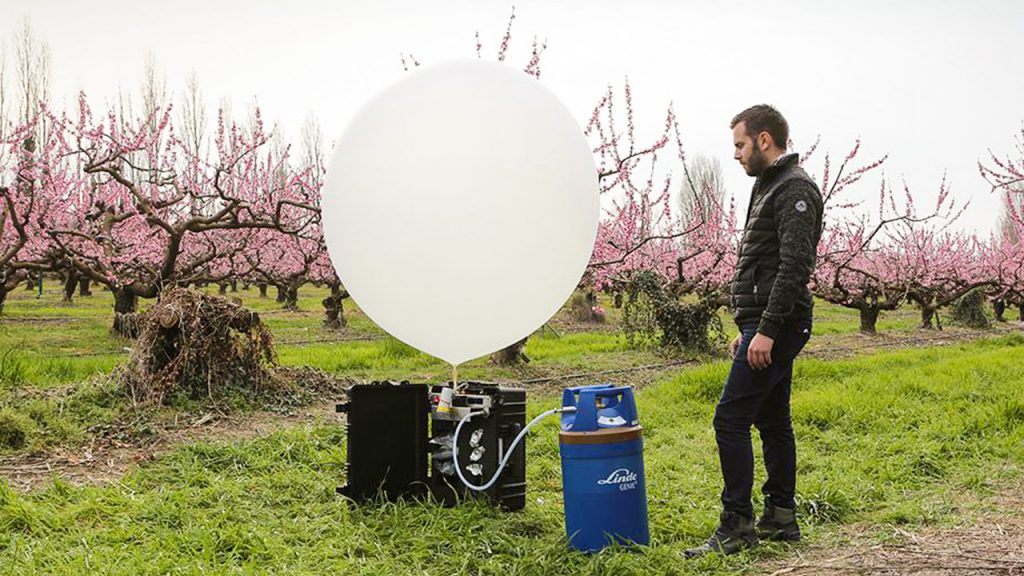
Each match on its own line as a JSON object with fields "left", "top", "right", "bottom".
{"left": 452, "top": 406, "right": 574, "bottom": 492}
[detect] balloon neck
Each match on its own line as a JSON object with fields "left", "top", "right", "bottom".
{"left": 451, "top": 363, "right": 460, "bottom": 391}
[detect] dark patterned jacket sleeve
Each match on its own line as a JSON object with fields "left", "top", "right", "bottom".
{"left": 757, "top": 180, "right": 821, "bottom": 339}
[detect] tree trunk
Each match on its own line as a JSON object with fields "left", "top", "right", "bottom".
{"left": 614, "top": 292, "right": 623, "bottom": 309}
{"left": 491, "top": 337, "right": 530, "bottom": 365}
{"left": 275, "top": 285, "right": 286, "bottom": 303}
{"left": 79, "top": 278, "right": 92, "bottom": 297}
{"left": 859, "top": 306, "right": 880, "bottom": 334}
{"left": 919, "top": 307, "right": 938, "bottom": 330}
{"left": 322, "top": 286, "right": 349, "bottom": 329}
{"left": 258, "top": 283, "right": 268, "bottom": 298}
{"left": 283, "top": 284, "right": 299, "bottom": 311}
{"left": 0, "top": 271, "right": 25, "bottom": 316}
{"left": 993, "top": 299, "right": 1006, "bottom": 322}
{"left": 62, "top": 269, "right": 79, "bottom": 303}
{"left": 218, "top": 283, "right": 228, "bottom": 295}
{"left": 1019, "top": 304, "right": 1024, "bottom": 322}
{"left": 230, "top": 279, "right": 238, "bottom": 292}
{"left": 112, "top": 289, "right": 140, "bottom": 338}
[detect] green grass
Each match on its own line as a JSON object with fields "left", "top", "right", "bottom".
{"left": 806, "top": 300, "right": 923, "bottom": 334}
{"left": 1, "top": 284, "right": 979, "bottom": 391}
{"left": 275, "top": 329, "right": 667, "bottom": 384}
{"left": 0, "top": 286, "right": 664, "bottom": 455}
{"left": 0, "top": 284, "right": 382, "bottom": 389}
{"left": 1, "top": 335, "right": 1023, "bottom": 574}
{"left": 0, "top": 285, "right": 672, "bottom": 389}
{"left": 0, "top": 377, "right": 128, "bottom": 453}
{"left": 0, "top": 283, "right": 1011, "bottom": 458}
{"left": 0, "top": 330, "right": 663, "bottom": 457}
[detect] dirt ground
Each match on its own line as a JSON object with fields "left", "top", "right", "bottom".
{"left": 802, "top": 322, "right": 1024, "bottom": 361}
{"left": 757, "top": 480, "right": 1024, "bottom": 576}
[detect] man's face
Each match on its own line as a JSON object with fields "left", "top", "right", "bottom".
{"left": 733, "top": 122, "right": 768, "bottom": 177}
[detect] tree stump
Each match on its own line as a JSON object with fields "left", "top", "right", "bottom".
{"left": 492, "top": 337, "right": 530, "bottom": 365}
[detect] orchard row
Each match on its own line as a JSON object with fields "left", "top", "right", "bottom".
{"left": 2, "top": 91, "right": 1023, "bottom": 337}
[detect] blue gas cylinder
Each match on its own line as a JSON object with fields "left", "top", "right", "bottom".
{"left": 559, "top": 384, "right": 649, "bottom": 552}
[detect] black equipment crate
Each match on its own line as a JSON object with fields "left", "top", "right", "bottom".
{"left": 429, "top": 382, "right": 527, "bottom": 511}
{"left": 337, "top": 381, "right": 527, "bottom": 511}
{"left": 337, "top": 381, "right": 430, "bottom": 502}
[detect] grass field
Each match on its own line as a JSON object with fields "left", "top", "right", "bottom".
{"left": 0, "top": 283, "right": 930, "bottom": 389}
{"left": 0, "top": 285, "right": 665, "bottom": 388}
{"left": 1, "top": 284, "right": 1022, "bottom": 575}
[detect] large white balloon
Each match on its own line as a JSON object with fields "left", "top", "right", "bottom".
{"left": 321, "top": 60, "right": 599, "bottom": 366}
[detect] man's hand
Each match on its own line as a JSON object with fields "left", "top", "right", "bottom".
{"left": 730, "top": 333, "right": 742, "bottom": 359}
{"left": 747, "top": 333, "right": 775, "bottom": 370}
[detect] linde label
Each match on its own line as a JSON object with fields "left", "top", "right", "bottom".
{"left": 597, "top": 468, "right": 638, "bottom": 491}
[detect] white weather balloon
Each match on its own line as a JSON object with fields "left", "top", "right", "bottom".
{"left": 321, "top": 60, "right": 599, "bottom": 366}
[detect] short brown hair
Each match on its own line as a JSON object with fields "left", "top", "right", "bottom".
{"left": 730, "top": 104, "right": 788, "bottom": 149}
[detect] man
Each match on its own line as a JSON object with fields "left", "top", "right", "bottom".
{"left": 685, "top": 104, "right": 824, "bottom": 558}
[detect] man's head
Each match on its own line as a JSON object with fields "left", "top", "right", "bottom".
{"left": 730, "top": 105, "right": 788, "bottom": 177}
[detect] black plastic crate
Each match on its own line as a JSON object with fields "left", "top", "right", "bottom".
{"left": 337, "top": 381, "right": 430, "bottom": 503}
{"left": 429, "top": 382, "right": 527, "bottom": 511}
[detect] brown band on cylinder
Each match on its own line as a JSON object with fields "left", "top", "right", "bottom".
{"left": 559, "top": 426, "right": 643, "bottom": 445}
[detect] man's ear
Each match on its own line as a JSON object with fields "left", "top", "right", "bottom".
{"left": 758, "top": 131, "right": 772, "bottom": 151}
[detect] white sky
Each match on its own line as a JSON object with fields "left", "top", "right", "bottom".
{"left": 4, "top": 0, "right": 1022, "bottom": 235}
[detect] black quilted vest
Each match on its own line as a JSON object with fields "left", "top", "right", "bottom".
{"left": 730, "top": 154, "right": 819, "bottom": 326}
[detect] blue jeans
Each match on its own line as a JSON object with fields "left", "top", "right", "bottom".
{"left": 713, "top": 319, "right": 812, "bottom": 519}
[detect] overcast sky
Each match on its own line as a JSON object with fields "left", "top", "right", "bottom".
{"left": 4, "top": 0, "right": 1022, "bottom": 235}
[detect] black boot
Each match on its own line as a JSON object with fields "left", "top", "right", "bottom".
{"left": 684, "top": 511, "right": 757, "bottom": 558}
{"left": 756, "top": 503, "right": 801, "bottom": 542}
